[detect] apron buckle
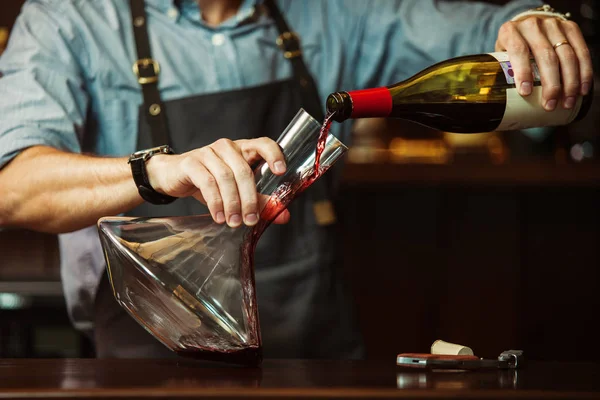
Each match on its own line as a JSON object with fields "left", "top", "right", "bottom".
{"left": 132, "top": 58, "right": 160, "bottom": 84}
{"left": 276, "top": 31, "right": 302, "bottom": 59}
{"left": 313, "top": 200, "right": 337, "bottom": 226}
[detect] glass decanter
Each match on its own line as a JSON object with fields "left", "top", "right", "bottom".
{"left": 97, "top": 109, "right": 347, "bottom": 366}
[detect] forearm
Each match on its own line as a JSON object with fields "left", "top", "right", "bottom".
{"left": 0, "top": 146, "right": 143, "bottom": 234}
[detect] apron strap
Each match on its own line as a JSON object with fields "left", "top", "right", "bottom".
{"left": 262, "top": 0, "right": 324, "bottom": 122}
{"left": 129, "top": 0, "right": 171, "bottom": 147}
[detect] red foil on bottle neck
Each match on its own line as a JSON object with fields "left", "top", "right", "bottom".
{"left": 349, "top": 87, "right": 393, "bottom": 118}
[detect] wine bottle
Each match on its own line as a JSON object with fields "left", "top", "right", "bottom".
{"left": 326, "top": 52, "right": 593, "bottom": 133}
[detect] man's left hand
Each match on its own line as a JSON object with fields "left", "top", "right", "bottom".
{"left": 495, "top": 15, "right": 593, "bottom": 111}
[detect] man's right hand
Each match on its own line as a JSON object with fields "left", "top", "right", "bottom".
{"left": 146, "top": 137, "right": 290, "bottom": 228}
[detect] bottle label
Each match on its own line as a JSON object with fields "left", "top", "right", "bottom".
{"left": 488, "top": 52, "right": 582, "bottom": 131}
{"left": 499, "top": 86, "right": 582, "bottom": 130}
{"left": 488, "top": 51, "right": 541, "bottom": 85}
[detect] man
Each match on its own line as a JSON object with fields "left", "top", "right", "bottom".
{"left": 0, "top": 0, "right": 593, "bottom": 359}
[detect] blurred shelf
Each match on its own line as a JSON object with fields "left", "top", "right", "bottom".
{"left": 0, "top": 281, "right": 63, "bottom": 297}
{"left": 342, "top": 162, "right": 600, "bottom": 187}
{"left": 0, "top": 229, "right": 60, "bottom": 282}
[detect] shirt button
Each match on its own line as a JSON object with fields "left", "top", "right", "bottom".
{"left": 212, "top": 33, "right": 225, "bottom": 46}
{"left": 167, "top": 8, "right": 178, "bottom": 20}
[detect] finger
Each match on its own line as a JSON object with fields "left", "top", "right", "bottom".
{"left": 238, "top": 137, "right": 286, "bottom": 175}
{"left": 211, "top": 139, "right": 260, "bottom": 226}
{"left": 257, "top": 193, "right": 290, "bottom": 223}
{"left": 517, "top": 17, "right": 561, "bottom": 110}
{"left": 273, "top": 209, "right": 291, "bottom": 224}
{"left": 180, "top": 157, "right": 225, "bottom": 224}
{"left": 562, "top": 20, "right": 594, "bottom": 96}
{"left": 543, "top": 18, "right": 580, "bottom": 109}
{"left": 498, "top": 21, "right": 534, "bottom": 96}
{"left": 197, "top": 147, "right": 242, "bottom": 228}
{"left": 190, "top": 190, "right": 206, "bottom": 206}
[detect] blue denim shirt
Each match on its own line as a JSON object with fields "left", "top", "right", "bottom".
{"left": 0, "top": 0, "right": 540, "bottom": 332}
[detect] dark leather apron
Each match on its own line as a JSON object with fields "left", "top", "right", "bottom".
{"left": 94, "top": 0, "right": 364, "bottom": 360}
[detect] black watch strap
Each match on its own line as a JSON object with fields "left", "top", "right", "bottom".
{"left": 129, "top": 146, "right": 177, "bottom": 205}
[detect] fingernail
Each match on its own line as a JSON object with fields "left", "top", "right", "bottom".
{"left": 582, "top": 82, "right": 591, "bottom": 95}
{"left": 520, "top": 81, "right": 532, "bottom": 96}
{"left": 245, "top": 213, "right": 258, "bottom": 225}
{"left": 564, "top": 96, "right": 576, "bottom": 109}
{"left": 216, "top": 211, "right": 225, "bottom": 224}
{"left": 274, "top": 161, "right": 286, "bottom": 174}
{"left": 545, "top": 99, "right": 557, "bottom": 111}
{"left": 229, "top": 213, "right": 242, "bottom": 226}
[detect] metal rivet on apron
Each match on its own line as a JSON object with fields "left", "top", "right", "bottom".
{"left": 299, "top": 78, "right": 308, "bottom": 87}
{"left": 133, "top": 16, "right": 145, "bottom": 27}
{"left": 149, "top": 103, "right": 161, "bottom": 116}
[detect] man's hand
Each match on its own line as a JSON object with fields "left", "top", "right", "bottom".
{"left": 495, "top": 16, "right": 593, "bottom": 111}
{"left": 146, "top": 137, "right": 291, "bottom": 227}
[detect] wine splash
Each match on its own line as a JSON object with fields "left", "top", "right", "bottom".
{"left": 254, "top": 110, "right": 336, "bottom": 229}
{"left": 240, "top": 110, "right": 337, "bottom": 308}
{"left": 242, "top": 111, "right": 336, "bottom": 283}
{"left": 313, "top": 111, "right": 335, "bottom": 174}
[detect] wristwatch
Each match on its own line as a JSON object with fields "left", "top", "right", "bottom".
{"left": 128, "top": 145, "right": 177, "bottom": 205}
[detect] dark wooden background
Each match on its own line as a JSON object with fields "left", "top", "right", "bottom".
{"left": 1, "top": 0, "right": 599, "bottom": 362}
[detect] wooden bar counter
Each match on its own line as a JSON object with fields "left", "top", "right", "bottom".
{"left": 1, "top": 359, "right": 600, "bottom": 399}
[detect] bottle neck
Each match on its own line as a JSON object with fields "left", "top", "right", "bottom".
{"left": 348, "top": 87, "right": 393, "bottom": 119}
{"left": 327, "top": 88, "right": 393, "bottom": 122}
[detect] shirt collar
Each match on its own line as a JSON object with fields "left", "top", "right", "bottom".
{"left": 144, "top": 0, "right": 176, "bottom": 14}
{"left": 144, "top": 0, "right": 260, "bottom": 27}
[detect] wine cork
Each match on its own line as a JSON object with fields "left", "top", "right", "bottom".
{"left": 431, "top": 340, "right": 474, "bottom": 356}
